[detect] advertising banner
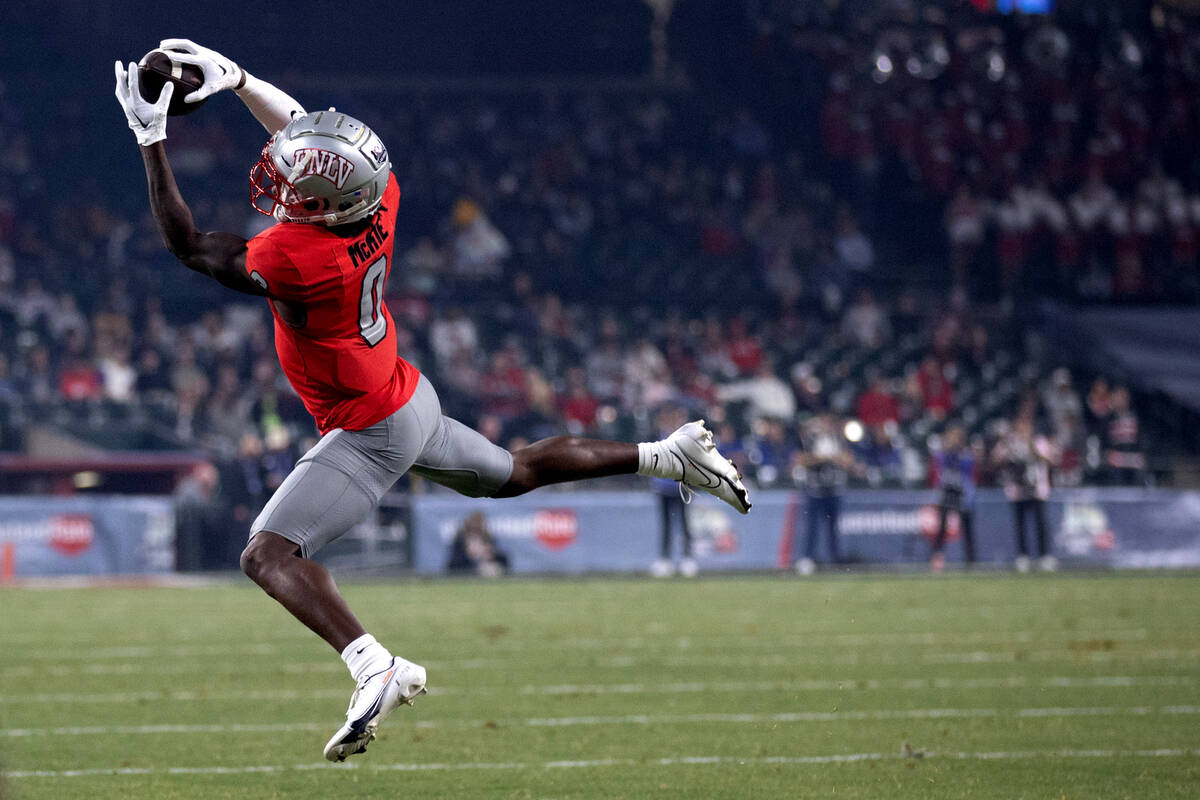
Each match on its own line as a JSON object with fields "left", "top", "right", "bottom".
{"left": 0, "top": 496, "right": 175, "bottom": 577}
{"left": 411, "top": 488, "right": 1200, "bottom": 574}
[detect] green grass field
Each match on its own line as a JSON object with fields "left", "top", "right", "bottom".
{"left": 1, "top": 573, "right": 1198, "bottom": 799}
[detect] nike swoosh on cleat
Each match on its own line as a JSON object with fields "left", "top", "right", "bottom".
{"left": 348, "top": 667, "right": 396, "bottom": 733}
{"left": 683, "top": 456, "right": 722, "bottom": 489}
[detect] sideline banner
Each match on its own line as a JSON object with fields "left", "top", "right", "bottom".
{"left": 411, "top": 488, "right": 1200, "bottom": 574}
{"left": 0, "top": 496, "right": 175, "bottom": 577}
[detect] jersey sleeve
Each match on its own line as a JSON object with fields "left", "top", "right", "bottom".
{"left": 245, "top": 233, "right": 309, "bottom": 301}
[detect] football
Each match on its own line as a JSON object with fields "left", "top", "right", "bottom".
{"left": 137, "top": 49, "right": 206, "bottom": 116}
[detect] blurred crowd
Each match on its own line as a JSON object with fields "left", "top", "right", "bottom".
{"left": 747, "top": 0, "right": 1200, "bottom": 301}
{"left": 0, "top": 0, "right": 1186, "bottom": 503}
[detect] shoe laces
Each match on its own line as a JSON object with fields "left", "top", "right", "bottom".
{"left": 678, "top": 481, "right": 694, "bottom": 504}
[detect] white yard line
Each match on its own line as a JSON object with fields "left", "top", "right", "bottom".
{"left": 0, "top": 675, "right": 1195, "bottom": 705}
{"left": 5, "top": 705, "right": 1200, "bottom": 738}
{"left": 4, "top": 643, "right": 1192, "bottom": 680}
{"left": 8, "top": 628, "right": 1155, "bottom": 662}
{"left": 5, "top": 747, "right": 1199, "bottom": 779}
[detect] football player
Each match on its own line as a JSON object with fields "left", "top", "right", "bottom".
{"left": 115, "top": 40, "right": 751, "bottom": 762}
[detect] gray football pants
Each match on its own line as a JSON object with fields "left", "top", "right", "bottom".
{"left": 250, "top": 374, "right": 514, "bottom": 558}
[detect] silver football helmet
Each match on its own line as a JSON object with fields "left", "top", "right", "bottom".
{"left": 249, "top": 108, "right": 391, "bottom": 226}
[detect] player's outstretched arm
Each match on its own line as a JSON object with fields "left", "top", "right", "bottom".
{"left": 160, "top": 39, "right": 306, "bottom": 134}
{"left": 116, "top": 60, "right": 264, "bottom": 296}
{"left": 138, "top": 141, "right": 266, "bottom": 297}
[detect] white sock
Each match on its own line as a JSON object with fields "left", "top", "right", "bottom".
{"left": 637, "top": 440, "right": 682, "bottom": 480}
{"left": 340, "top": 633, "right": 394, "bottom": 684}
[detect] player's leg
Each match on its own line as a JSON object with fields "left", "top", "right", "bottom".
{"left": 804, "top": 495, "right": 821, "bottom": 561}
{"left": 651, "top": 493, "right": 675, "bottom": 577}
{"left": 240, "top": 396, "right": 442, "bottom": 762}
{"left": 931, "top": 504, "right": 950, "bottom": 571}
{"left": 678, "top": 497, "right": 693, "bottom": 558}
{"left": 826, "top": 495, "right": 843, "bottom": 563}
{"left": 676, "top": 495, "right": 698, "bottom": 577}
{"left": 411, "top": 404, "right": 750, "bottom": 512}
{"left": 1032, "top": 499, "right": 1056, "bottom": 570}
{"left": 495, "top": 435, "right": 637, "bottom": 493}
{"left": 240, "top": 528, "right": 364, "bottom": 651}
{"left": 1013, "top": 499, "right": 1031, "bottom": 571}
{"left": 240, "top": 436, "right": 392, "bottom": 652}
{"left": 962, "top": 509, "right": 976, "bottom": 564}
{"left": 660, "top": 494, "right": 673, "bottom": 558}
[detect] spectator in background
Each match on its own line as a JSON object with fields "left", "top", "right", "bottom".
{"left": 446, "top": 511, "right": 509, "bottom": 577}
{"left": 558, "top": 366, "right": 599, "bottom": 434}
{"left": 48, "top": 293, "right": 88, "bottom": 343}
{"left": 479, "top": 349, "right": 529, "bottom": 423}
{"left": 744, "top": 416, "right": 799, "bottom": 489}
{"left": 0, "top": 353, "right": 16, "bottom": 404}
{"left": 842, "top": 288, "right": 891, "bottom": 348}
{"left": 946, "top": 183, "right": 987, "bottom": 285}
{"left": 449, "top": 197, "right": 510, "bottom": 280}
{"left": 856, "top": 374, "right": 899, "bottom": 429}
{"left": 929, "top": 425, "right": 977, "bottom": 572}
{"left": 401, "top": 236, "right": 446, "bottom": 296}
{"left": 833, "top": 208, "right": 874, "bottom": 285}
{"left": 1052, "top": 410, "right": 1086, "bottom": 487}
{"left": 58, "top": 330, "right": 103, "bottom": 404}
{"left": 717, "top": 358, "right": 795, "bottom": 425}
{"left": 649, "top": 406, "right": 697, "bottom": 578}
{"left": 624, "top": 337, "right": 672, "bottom": 409}
{"left": 15, "top": 278, "right": 54, "bottom": 329}
{"left": 98, "top": 344, "right": 137, "bottom": 405}
{"left": 854, "top": 424, "right": 902, "bottom": 488}
{"left": 992, "top": 417, "right": 1058, "bottom": 572}
{"left": 1085, "top": 376, "right": 1112, "bottom": 432}
{"left": 15, "top": 344, "right": 55, "bottom": 406}
{"left": 726, "top": 317, "right": 764, "bottom": 377}
{"left": 1104, "top": 386, "right": 1145, "bottom": 485}
{"left": 1042, "top": 368, "right": 1082, "bottom": 437}
{"left": 174, "top": 462, "right": 232, "bottom": 571}
{"left": 429, "top": 306, "right": 478, "bottom": 369}
{"left": 916, "top": 356, "right": 954, "bottom": 421}
{"left": 585, "top": 321, "right": 626, "bottom": 404}
{"left": 794, "top": 414, "right": 855, "bottom": 575}
{"left": 134, "top": 347, "right": 171, "bottom": 399}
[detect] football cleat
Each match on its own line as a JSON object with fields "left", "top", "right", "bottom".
{"left": 665, "top": 420, "right": 752, "bottom": 514}
{"left": 650, "top": 558, "right": 675, "bottom": 578}
{"left": 323, "top": 657, "right": 427, "bottom": 762}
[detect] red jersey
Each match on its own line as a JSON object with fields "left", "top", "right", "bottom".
{"left": 244, "top": 174, "right": 419, "bottom": 434}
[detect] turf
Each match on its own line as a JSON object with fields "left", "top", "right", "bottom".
{"left": 1, "top": 573, "right": 1198, "bottom": 799}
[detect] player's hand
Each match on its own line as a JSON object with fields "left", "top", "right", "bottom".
{"left": 158, "top": 38, "right": 245, "bottom": 104}
{"left": 114, "top": 60, "right": 173, "bottom": 146}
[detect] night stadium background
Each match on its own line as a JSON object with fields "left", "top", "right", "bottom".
{"left": 1, "top": 2, "right": 1199, "bottom": 797}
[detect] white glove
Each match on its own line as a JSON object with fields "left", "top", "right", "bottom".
{"left": 114, "top": 61, "right": 174, "bottom": 146}
{"left": 158, "top": 38, "right": 245, "bottom": 104}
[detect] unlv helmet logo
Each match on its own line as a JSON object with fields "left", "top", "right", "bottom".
{"left": 49, "top": 515, "right": 95, "bottom": 557}
{"left": 293, "top": 148, "right": 356, "bottom": 189}
{"left": 534, "top": 510, "right": 577, "bottom": 550}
